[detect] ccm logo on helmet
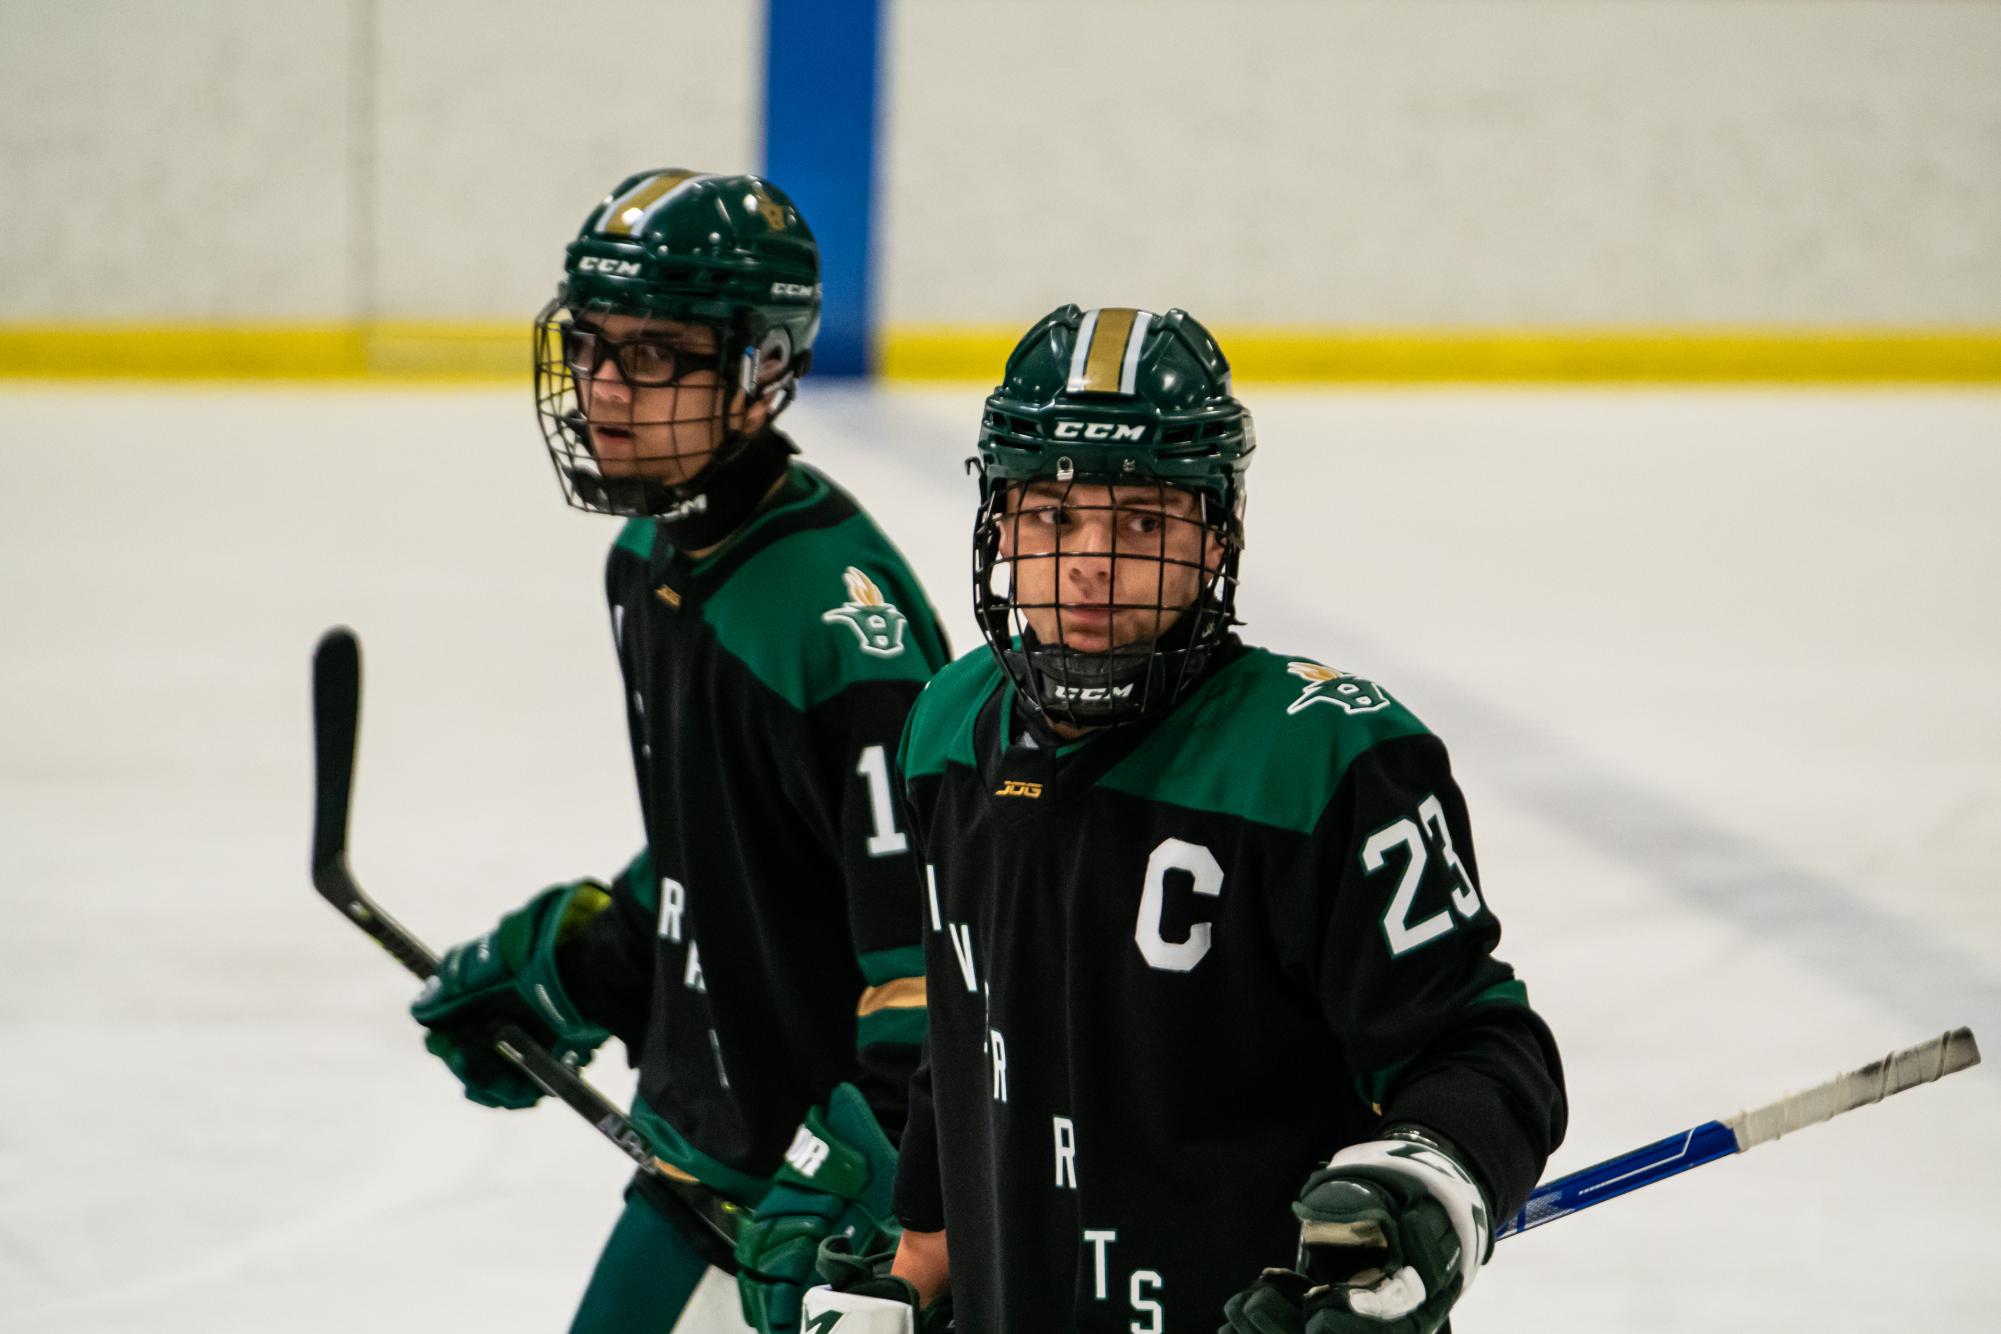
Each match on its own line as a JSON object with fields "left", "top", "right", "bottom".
{"left": 577, "top": 257, "right": 642, "bottom": 277}
{"left": 770, "top": 281, "right": 819, "bottom": 299}
{"left": 1053, "top": 421, "right": 1148, "bottom": 442}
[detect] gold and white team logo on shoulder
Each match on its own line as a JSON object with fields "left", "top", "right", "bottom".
{"left": 822, "top": 567, "right": 909, "bottom": 657}
{"left": 1286, "top": 661, "right": 1392, "bottom": 716}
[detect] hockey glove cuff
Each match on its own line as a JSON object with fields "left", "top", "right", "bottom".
{"left": 736, "top": 1083, "right": 900, "bottom": 1334}
{"left": 409, "top": 879, "right": 612, "bottom": 1109}
{"left": 1286, "top": 1128, "right": 1491, "bottom": 1334}
{"left": 799, "top": 1234, "right": 952, "bottom": 1334}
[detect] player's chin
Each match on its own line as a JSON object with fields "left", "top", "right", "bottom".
{"left": 1105, "top": 611, "right": 1178, "bottom": 653}
{"left": 649, "top": 436, "right": 721, "bottom": 485}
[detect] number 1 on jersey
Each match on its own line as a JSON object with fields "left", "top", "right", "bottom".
{"left": 856, "top": 745, "right": 908, "bottom": 857}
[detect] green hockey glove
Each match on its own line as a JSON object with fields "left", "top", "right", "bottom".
{"left": 1219, "top": 1267, "right": 1318, "bottom": 1333}
{"left": 1285, "top": 1130, "right": 1491, "bottom": 1334}
{"left": 409, "top": 879, "right": 612, "bottom": 1109}
{"left": 735, "top": 1083, "right": 899, "bottom": 1334}
{"left": 800, "top": 1234, "right": 953, "bottom": 1334}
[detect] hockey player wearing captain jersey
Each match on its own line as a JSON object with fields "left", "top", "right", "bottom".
{"left": 405, "top": 169, "right": 949, "bottom": 1334}
{"left": 809, "top": 305, "right": 1567, "bottom": 1333}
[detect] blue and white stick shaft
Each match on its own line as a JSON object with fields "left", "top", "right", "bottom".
{"left": 1496, "top": 1026, "right": 1980, "bottom": 1240}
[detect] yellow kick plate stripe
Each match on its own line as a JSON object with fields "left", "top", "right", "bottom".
{"left": 882, "top": 326, "right": 2001, "bottom": 384}
{"left": 3, "top": 324, "right": 2000, "bottom": 382}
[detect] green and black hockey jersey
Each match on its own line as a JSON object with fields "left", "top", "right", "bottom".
{"left": 891, "top": 638, "right": 1566, "bottom": 1334}
{"left": 556, "top": 453, "right": 950, "bottom": 1204}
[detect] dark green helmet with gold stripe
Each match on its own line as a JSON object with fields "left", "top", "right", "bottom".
{"left": 976, "top": 304, "right": 1253, "bottom": 518}
{"left": 559, "top": 168, "right": 820, "bottom": 360}
{"left": 972, "top": 305, "right": 1256, "bottom": 730}
{"left": 534, "top": 169, "right": 821, "bottom": 523}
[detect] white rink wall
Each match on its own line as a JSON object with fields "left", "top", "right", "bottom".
{"left": 881, "top": 0, "right": 2001, "bottom": 326}
{"left": 0, "top": 0, "right": 758, "bottom": 322}
{"left": 2, "top": 0, "right": 1997, "bottom": 326}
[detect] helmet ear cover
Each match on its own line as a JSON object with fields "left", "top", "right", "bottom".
{"left": 741, "top": 323, "right": 812, "bottom": 416}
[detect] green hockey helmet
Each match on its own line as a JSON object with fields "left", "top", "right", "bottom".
{"left": 535, "top": 169, "right": 822, "bottom": 527}
{"left": 972, "top": 305, "right": 1256, "bottom": 729}
{"left": 976, "top": 304, "right": 1253, "bottom": 517}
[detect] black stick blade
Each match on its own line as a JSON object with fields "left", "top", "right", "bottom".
{"left": 309, "top": 626, "right": 438, "bottom": 977}
{"left": 312, "top": 626, "right": 361, "bottom": 873}
{"left": 302, "top": 626, "right": 736, "bottom": 1255}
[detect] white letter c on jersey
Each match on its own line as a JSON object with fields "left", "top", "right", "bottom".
{"left": 1135, "top": 838, "right": 1224, "bottom": 972}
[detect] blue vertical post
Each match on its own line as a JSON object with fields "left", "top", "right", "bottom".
{"left": 761, "top": 0, "right": 884, "bottom": 378}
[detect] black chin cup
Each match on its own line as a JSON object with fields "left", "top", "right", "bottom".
{"left": 1008, "top": 610, "right": 1217, "bottom": 731}
{"left": 559, "top": 462, "right": 657, "bottom": 517}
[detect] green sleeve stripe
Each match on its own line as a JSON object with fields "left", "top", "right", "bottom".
{"left": 857, "top": 1007, "right": 927, "bottom": 1050}
{"left": 1468, "top": 978, "right": 1530, "bottom": 1010}
{"left": 1352, "top": 980, "right": 1532, "bottom": 1110}
{"left": 858, "top": 945, "right": 926, "bottom": 987}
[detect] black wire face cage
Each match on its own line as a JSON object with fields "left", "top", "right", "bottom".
{"left": 973, "top": 472, "right": 1243, "bottom": 731}
{"left": 533, "top": 297, "right": 777, "bottom": 517}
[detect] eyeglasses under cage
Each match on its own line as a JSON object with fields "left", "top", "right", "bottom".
{"left": 559, "top": 324, "right": 711, "bottom": 387}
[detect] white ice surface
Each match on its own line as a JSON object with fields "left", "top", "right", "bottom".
{"left": 1, "top": 383, "right": 1996, "bottom": 1332}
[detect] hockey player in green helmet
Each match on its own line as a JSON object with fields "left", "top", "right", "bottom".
{"left": 411, "top": 170, "right": 950, "bottom": 1334}
{"left": 807, "top": 306, "right": 1567, "bottom": 1333}
{"left": 533, "top": 168, "right": 823, "bottom": 536}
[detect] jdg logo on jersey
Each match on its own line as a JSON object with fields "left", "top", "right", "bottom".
{"left": 822, "top": 567, "right": 909, "bottom": 657}
{"left": 1285, "top": 661, "right": 1392, "bottom": 716}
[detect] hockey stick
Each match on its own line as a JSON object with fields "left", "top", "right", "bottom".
{"left": 310, "top": 626, "right": 744, "bottom": 1260}
{"left": 1495, "top": 1026, "right": 1981, "bottom": 1239}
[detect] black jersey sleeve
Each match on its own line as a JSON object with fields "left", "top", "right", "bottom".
{"left": 888, "top": 714, "right": 946, "bottom": 1227}
{"left": 554, "top": 847, "right": 660, "bottom": 1055}
{"left": 798, "top": 678, "right": 933, "bottom": 1142}
{"left": 1302, "top": 734, "right": 1567, "bottom": 1217}
{"left": 891, "top": 1037, "right": 947, "bottom": 1232}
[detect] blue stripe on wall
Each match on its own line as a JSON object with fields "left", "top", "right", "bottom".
{"left": 762, "top": 0, "right": 883, "bottom": 378}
